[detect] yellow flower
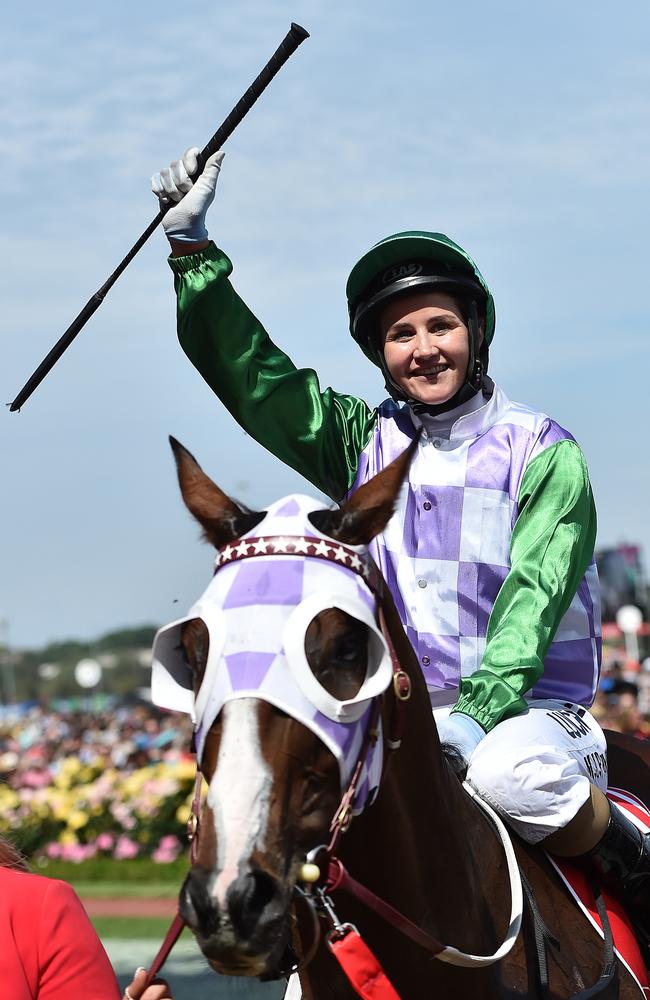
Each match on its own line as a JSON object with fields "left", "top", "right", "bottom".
{"left": 174, "top": 759, "right": 199, "bottom": 782}
{"left": 175, "top": 803, "right": 191, "bottom": 825}
{"left": 52, "top": 757, "right": 85, "bottom": 790}
{"left": 58, "top": 830, "right": 78, "bottom": 846}
{"left": 51, "top": 796, "right": 70, "bottom": 821}
{"left": 0, "top": 788, "right": 19, "bottom": 810}
{"left": 67, "top": 810, "right": 89, "bottom": 830}
{"left": 120, "top": 769, "right": 151, "bottom": 797}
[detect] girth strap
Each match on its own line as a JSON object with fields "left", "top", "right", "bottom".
{"left": 521, "top": 870, "right": 619, "bottom": 1000}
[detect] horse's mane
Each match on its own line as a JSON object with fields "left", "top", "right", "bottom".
{"left": 440, "top": 744, "right": 468, "bottom": 780}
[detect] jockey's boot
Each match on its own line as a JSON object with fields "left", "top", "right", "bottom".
{"left": 587, "top": 802, "right": 650, "bottom": 957}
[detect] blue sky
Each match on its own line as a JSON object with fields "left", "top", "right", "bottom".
{"left": 2, "top": 1, "right": 649, "bottom": 648}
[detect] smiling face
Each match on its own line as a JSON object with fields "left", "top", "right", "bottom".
{"left": 380, "top": 291, "right": 473, "bottom": 406}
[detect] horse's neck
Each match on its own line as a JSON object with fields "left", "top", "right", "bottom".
{"left": 343, "top": 597, "right": 504, "bottom": 945}
{"left": 355, "top": 677, "right": 473, "bottom": 889}
{"left": 379, "top": 589, "right": 471, "bottom": 846}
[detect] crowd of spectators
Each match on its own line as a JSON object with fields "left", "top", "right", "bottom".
{"left": 0, "top": 655, "right": 649, "bottom": 797}
{"left": 0, "top": 702, "right": 194, "bottom": 791}
{"left": 591, "top": 655, "right": 650, "bottom": 739}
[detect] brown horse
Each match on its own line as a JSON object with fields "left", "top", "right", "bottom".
{"left": 158, "top": 436, "right": 644, "bottom": 999}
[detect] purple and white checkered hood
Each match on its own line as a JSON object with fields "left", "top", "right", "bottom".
{"left": 151, "top": 495, "right": 391, "bottom": 813}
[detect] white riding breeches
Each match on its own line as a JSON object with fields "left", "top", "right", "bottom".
{"left": 435, "top": 699, "right": 608, "bottom": 845}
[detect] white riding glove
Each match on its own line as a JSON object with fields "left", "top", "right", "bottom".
{"left": 151, "top": 147, "right": 224, "bottom": 244}
{"left": 436, "top": 712, "right": 485, "bottom": 765}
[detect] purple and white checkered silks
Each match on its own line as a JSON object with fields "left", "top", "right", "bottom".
{"left": 151, "top": 495, "right": 392, "bottom": 815}
{"left": 347, "top": 383, "right": 602, "bottom": 708}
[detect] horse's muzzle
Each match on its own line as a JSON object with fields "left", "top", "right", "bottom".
{"left": 180, "top": 866, "right": 290, "bottom": 975}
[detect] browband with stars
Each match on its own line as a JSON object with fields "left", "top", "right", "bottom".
{"left": 214, "top": 535, "right": 385, "bottom": 597}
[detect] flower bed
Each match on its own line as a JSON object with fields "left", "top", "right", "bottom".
{"left": 0, "top": 756, "right": 198, "bottom": 862}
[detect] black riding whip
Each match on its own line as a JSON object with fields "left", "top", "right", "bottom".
{"left": 9, "top": 22, "right": 309, "bottom": 412}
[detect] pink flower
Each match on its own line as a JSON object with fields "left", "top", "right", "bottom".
{"left": 61, "top": 842, "right": 96, "bottom": 862}
{"left": 159, "top": 835, "right": 181, "bottom": 850}
{"left": 113, "top": 835, "right": 139, "bottom": 860}
{"left": 96, "top": 832, "right": 115, "bottom": 851}
{"left": 44, "top": 842, "right": 62, "bottom": 859}
{"left": 152, "top": 835, "right": 182, "bottom": 863}
{"left": 110, "top": 802, "right": 136, "bottom": 830}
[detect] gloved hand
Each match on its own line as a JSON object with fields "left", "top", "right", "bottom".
{"left": 151, "top": 147, "right": 224, "bottom": 244}
{"left": 435, "top": 711, "right": 485, "bottom": 765}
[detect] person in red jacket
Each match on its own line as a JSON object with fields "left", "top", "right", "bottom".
{"left": 0, "top": 839, "right": 170, "bottom": 999}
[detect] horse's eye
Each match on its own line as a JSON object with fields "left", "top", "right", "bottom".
{"left": 333, "top": 635, "right": 365, "bottom": 663}
{"left": 176, "top": 642, "right": 191, "bottom": 666}
{"left": 178, "top": 638, "right": 203, "bottom": 673}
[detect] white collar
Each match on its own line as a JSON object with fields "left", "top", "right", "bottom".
{"left": 409, "top": 384, "right": 509, "bottom": 442}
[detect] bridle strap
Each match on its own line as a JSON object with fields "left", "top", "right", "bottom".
{"left": 377, "top": 605, "right": 411, "bottom": 755}
{"left": 323, "top": 784, "right": 524, "bottom": 969}
{"left": 325, "top": 595, "right": 410, "bottom": 853}
{"left": 326, "top": 857, "right": 446, "bottom": 956}
{"left": 327, "top": 700, "right": 382, "bottom": 856}
{"left": 141, "top": 771, "right": 203, "bottom": 988}
{"left": 188, "top": 769, "right": 203, "bottom": 864}
{"left": 141, "top": 913, "right": 186, "bottom": 989}
{"left": 213, "top": 535, "right": 385, "bottom": 595}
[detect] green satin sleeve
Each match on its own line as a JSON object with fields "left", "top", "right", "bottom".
{"left": 453, "top": 438, "right": 597, "bottom": 732}
{"left": 169, "top": 243, "right": 377, "bottom": 500}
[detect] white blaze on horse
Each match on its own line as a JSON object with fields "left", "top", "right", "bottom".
{"left": 151, "top": 437, "right": 646, "bottom": 999}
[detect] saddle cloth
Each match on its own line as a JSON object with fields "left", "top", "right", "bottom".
{"left": 549, "top": 788, "right": 650, "bottom": 997}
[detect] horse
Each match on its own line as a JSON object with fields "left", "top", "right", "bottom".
{"left": 150, "top": 435, "right": 646, "bottom": 999}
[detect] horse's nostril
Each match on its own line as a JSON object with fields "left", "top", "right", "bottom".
{"left": 183, "top": 870, "right": 220, "bottom": 936}
{"left": 228, "top": 869, "right": 280, "bottom": 939}
{"left": 249, "top": 869, "right": 276, "bottom": 912}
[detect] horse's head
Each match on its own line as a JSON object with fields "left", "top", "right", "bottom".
{"left": 151, "top": 437, "right": 414, "bottom": 976}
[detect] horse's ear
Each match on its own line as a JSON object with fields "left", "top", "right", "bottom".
{"left": 169, "top": 436, "right": 263, "bottom": 548}
{"left": 310, "top": 436, "right": 419, "bottom": 545}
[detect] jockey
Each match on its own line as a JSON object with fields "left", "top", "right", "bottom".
{"left": 152, "top": 148, "right": 650, "bottom": 947}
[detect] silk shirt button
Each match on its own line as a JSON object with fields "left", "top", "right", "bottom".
{"left": 418, "top": 579, "right": 427, "bottom": 589}
{"left": 423, "top": 501, "right": 431, "bottom": 510}
{"left": 433, "top": 439, "right": 442, "bottom": 449}
{"left": 422, "top": 655, "right": 430, "bottom": 666}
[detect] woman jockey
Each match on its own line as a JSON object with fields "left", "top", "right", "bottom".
{"left": 152, "top": 148, "right": 650, "bottom": 949}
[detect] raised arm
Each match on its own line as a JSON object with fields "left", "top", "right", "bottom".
{"left": 153, "top": 149, "right": 376, "bottom": 501}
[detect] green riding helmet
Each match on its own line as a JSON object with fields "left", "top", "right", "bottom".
{"left": 346, "top": 231, "right": 496, "bottom": 413}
